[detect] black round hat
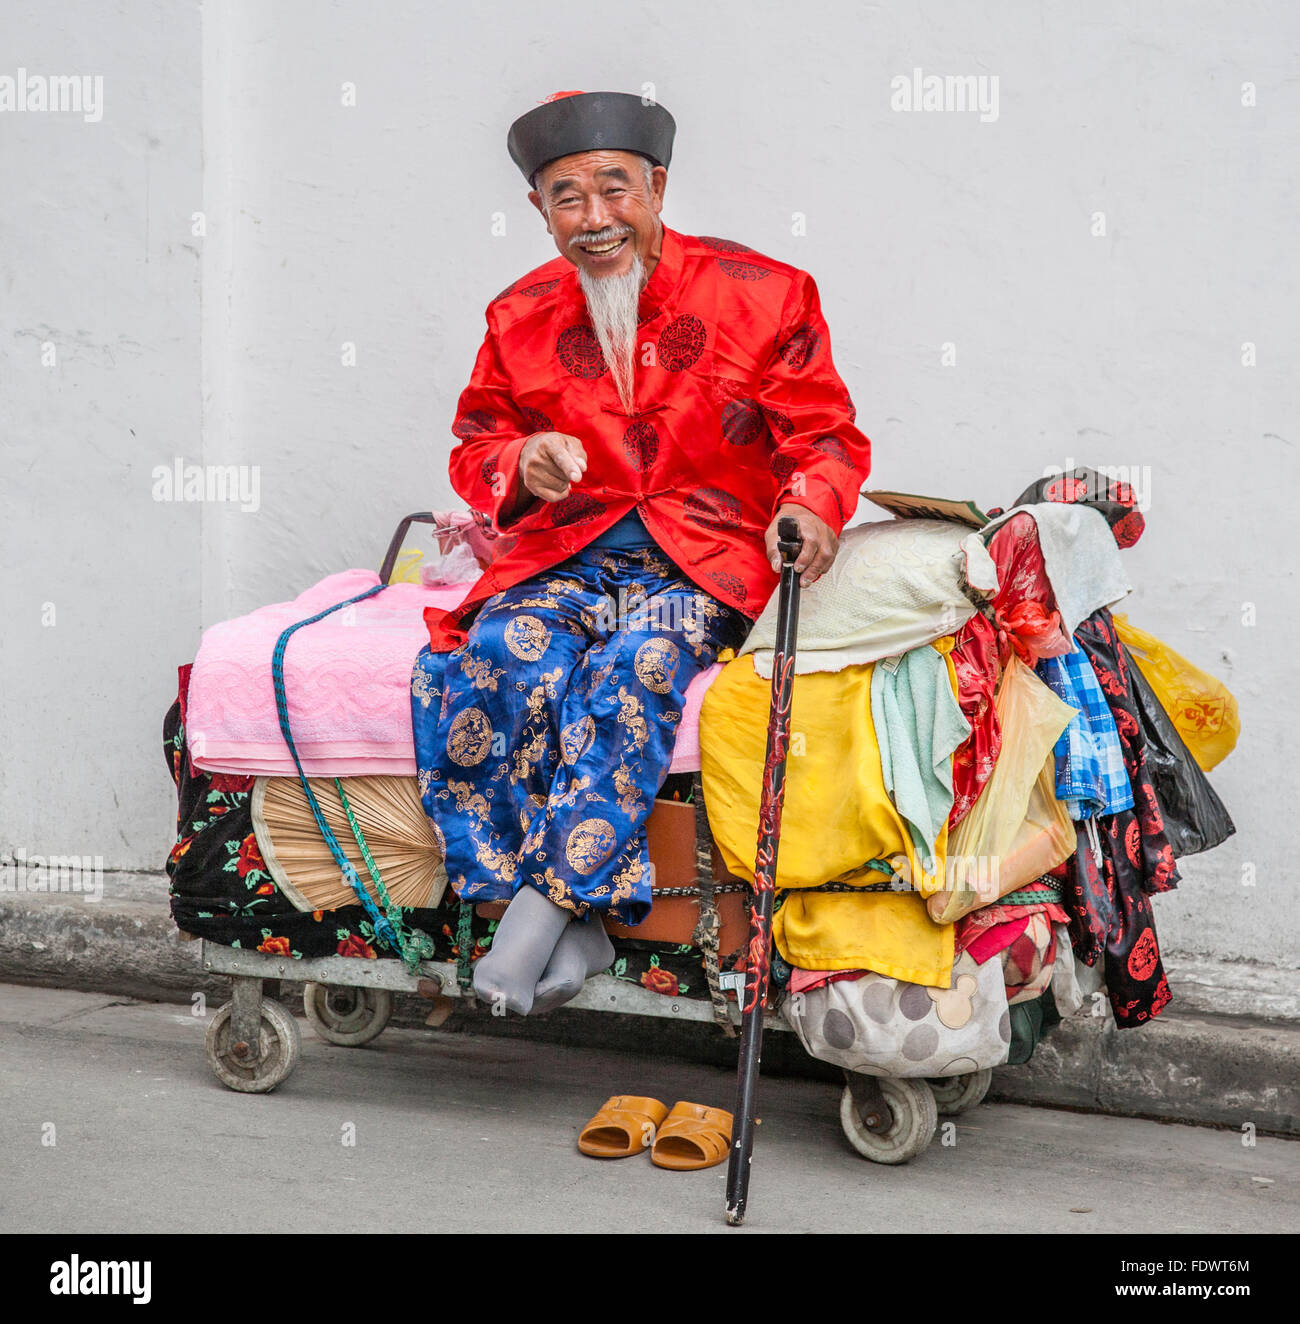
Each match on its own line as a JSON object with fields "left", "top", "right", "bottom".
{"left": 508, "top": 90, "right": 676, "bottom": 186}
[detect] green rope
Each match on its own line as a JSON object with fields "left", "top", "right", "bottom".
{"left": 333, "top": 777, "right": 434, "bottom": 973}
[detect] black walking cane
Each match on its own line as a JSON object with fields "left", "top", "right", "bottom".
{"left": 725, "top": 515, "right": 803, "bottom": 1227}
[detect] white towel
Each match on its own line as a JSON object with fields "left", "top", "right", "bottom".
{"left": 741, "top": 519, "right": 999, "bottom": 677}
{"left": 982, "top": 502, "right": 1130, "bottom": 634}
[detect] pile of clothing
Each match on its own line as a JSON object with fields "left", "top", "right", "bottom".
{"left": 699, "top": 467, "right": 1238, "bottom": 1074}
{"left": 163, "top": 467, "right": 1238, "bottom": 1049}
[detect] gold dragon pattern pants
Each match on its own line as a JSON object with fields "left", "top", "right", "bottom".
{"left": 412, "top": 544, "right": 751, "bottom": 924}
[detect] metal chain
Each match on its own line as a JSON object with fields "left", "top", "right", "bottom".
{"left": 648, "top": 883, "right": 749, "bottom": 899}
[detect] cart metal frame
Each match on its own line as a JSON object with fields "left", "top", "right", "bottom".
{"left": 189, "top": 511, "right": 996, "bottom": 1193}
{"left": 201, "top": 938, "right": 776, "bottom": 1029}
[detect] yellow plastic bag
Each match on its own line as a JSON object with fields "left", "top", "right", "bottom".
{"left": 927, "top": 753, "right": 1075, "bottom": 922}
{"left": 928, "top": 656, "right": 1076, "bottom": 924}
{"left": 1112, "top": 613, "right": 1240, "bottom": 771}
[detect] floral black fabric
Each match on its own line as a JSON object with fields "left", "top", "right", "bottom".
{"left": 163, "top": 665, "right": 719, "bottom": 1002}
{"left": 1009, "top": 466, "right": 1146, "bottom": 549}
{"left": 1065, "top": 610, "right": 1180, "bottom": 1027}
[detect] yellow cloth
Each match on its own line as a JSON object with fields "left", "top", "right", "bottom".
{"left": 773, "top": 891, "right": 953, "bottom": 986}
{"left": 699, "top": 651, "right": 956, "bottom": 985}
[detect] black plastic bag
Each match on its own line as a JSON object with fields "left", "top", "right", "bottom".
{"left": 1123, "top": 644, "right": 1236, "bottom": 857}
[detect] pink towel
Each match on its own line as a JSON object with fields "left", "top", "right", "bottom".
{"left": 670, "top": 662, "right": 723, "bottom": 775}
{"left": 187, "top": 569, "right": 721, "bottom": 778}
{"left": 188, "top": 571, "right": 470, "bottom": 776}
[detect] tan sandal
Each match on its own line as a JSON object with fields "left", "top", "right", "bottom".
{"left": 650, "top": 1101, "right": 733, "bottom": 1171}
{"left": 577, "top": 1096, "right": 669, "bottom": 1158}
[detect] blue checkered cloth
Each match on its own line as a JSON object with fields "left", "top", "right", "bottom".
{"left": 1037, "top": 642, "right": 1134, "bottom": 820}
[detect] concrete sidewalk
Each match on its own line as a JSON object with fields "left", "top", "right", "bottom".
{"left": 4, "top": 984, "right": 1294, "bottom": 1236}
{"left": 1, "top": 871, "right": 1296, "bottom": 1137}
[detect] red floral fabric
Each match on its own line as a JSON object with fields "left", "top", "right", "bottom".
{"left": 424, "top": 226, "right": 871, "bottom": 651}
{"left": 982, "top": 511, "right": 1072, "bottom": 666}
{"left": 949, "top": 613, "right": 1000, "bottom": 827}
{"left": 1075, "top": 610, "right": 1180, "bottom": 899}
{"left": 948, "top": 513, "right": 1070, "bottom": 826}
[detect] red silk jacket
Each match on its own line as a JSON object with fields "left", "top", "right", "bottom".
{"left": 424, "top": 225, "right": 872, "bottom": 651}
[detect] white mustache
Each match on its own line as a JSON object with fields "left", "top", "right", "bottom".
{"left": 569, "top": 225, "right": 633, "bottom": 248}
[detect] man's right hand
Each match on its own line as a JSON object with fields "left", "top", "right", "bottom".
{"left": 519, "top": 432, "right": 588, "bottom": 502}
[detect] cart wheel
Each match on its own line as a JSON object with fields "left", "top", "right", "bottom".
{"left": 839, "top": 1077, "right": 937, "bottom": 1164}
{"left": 205, "top": 997, "right": 301, "bottom": 1093}
{"left": 927, "top": 1068, "right": 993, "bottom": 1116}
{"left": 302, "top": 983, "right": 394, "bottom": 1047}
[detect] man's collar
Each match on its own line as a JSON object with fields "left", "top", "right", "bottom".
{"left": 638, "top": 223, "right": 683, "bottom": 318}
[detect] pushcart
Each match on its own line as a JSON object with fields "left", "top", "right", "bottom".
{"left": 196, "top": 935, "right": 990, "bottom": 1166}
{"left": 176, "top": 512, "right": 996, "bottom": 1176}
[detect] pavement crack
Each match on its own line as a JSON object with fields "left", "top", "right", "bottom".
{"left": 42, "top": 997, "right": 141, "bottom": 1026}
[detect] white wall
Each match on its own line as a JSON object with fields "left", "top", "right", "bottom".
{"left": 2, "top": 0, "right": 203, "bottom": 871}
{"left": 4, "top": 0, "right": 1296, "bottom": 970}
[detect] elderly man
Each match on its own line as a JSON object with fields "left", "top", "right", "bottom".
{"left": 413, "top": 90, "right": 870, "bottom": 1014}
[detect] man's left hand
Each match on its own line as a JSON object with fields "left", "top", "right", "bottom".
{"left": 764, "top": 503, "right": 839, "bottom": 587}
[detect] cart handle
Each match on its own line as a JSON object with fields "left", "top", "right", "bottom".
{"left": 378, "top": 512, "right": 437, "bottom": 585}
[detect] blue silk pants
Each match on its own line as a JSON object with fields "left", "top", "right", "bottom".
{"left": 411, "top": 544, "right": 751, "bottom": 925}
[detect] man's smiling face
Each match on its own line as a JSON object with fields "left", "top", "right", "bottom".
{"left": 529, "top": 149, "right": 667, "bottom": 281}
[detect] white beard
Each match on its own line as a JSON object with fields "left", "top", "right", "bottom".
{"left": 578, "top": 249, "right": 644, "bottom": 414}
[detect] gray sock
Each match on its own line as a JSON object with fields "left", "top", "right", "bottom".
{"left": 531, "top": 915, "right": 616, "bottom": 1015}
{"left": 471, "top": 884, "right": 572, "bottom": 1016}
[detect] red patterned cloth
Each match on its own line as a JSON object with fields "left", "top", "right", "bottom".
{"left": 955, "top": 889, "right": 1070, "bottom": 961}
{"left": 955, "top": 880, "right": 1068, "bottom": 1003}
{"left": 982, "top": 511, "right": 1072, "bottom": 666}
{"left": 1067, "top": 608, "right": 1180, "bottom": 1027}
{"left": 948, "top": 613, "right": 1000, "bottom": 827}
{"left": 948, "top": 513, "right": 1071, "bottom": 826}
{"left": 1001, "top": 914, "right": 1059, "bottom": 1003}
{"left": 424, "top": 226, "right": 871, "bottom": 651}
{"left": 961, "top": 914, "right": 1030, "bottom": 964}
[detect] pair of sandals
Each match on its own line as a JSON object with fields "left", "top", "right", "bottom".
{"left": 578, "top": 1095, "right": 733, "bottom": 1170}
